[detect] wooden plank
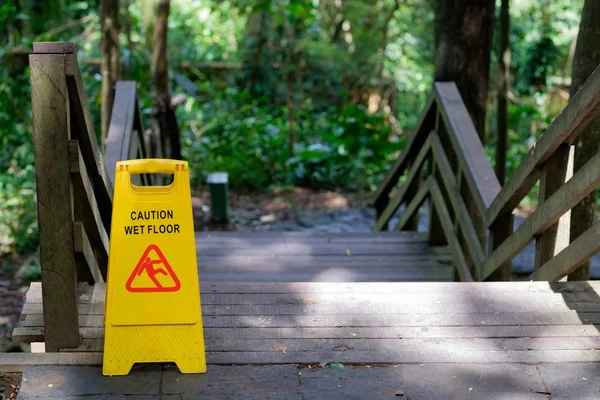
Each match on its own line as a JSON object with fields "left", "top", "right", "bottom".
{"left": 29, "top": 52, "right": 79, "bottom": 351}
{"left": 192, "top": 270, "right": 448, "bottom": 283}
{"left": 23, "top": 285, "right": 600, "bottom": 305}
{"left": 430, "top": 134, "right": 485, "bottom": 269}
{"left": 205, "top": 349, "right": 600, "bottom": 364}
{"left": 3, "top": 348, "right": 600, "bottom": 369}
{"left": 22, "top": 281, "right": 600, "bottom": 303}
{"left": 0, "top": 353, "right": 102, "bottom": 372}
{"left": 64, "top": 53, "right": 113, "bottom": 231}
{"left": 534, "top": 145, "right": 574, "bottom": 271}
{"left": 197, "top": 243, "right": 435, "bottom": 256}
{"left": 197, "top": 231, "right": 426, "bottom": 239}
{"left": 72, "top": 222, "right": 105, "bottom": 284}
{"left": 197, "top": 255, "right": 452, "bottom": 269}
{"left": 485, "top": 65, "right": 600, "bottom": 228}
{"left": 33, "top": 41, "right": 75, "bottom": 54}
{"left": 197, "top": 233, "right": 429, "bottom": 244}
{"left": 20, "top": 310, "right": 600, "bottom": 329}
{"left": 13, "top": 324, "right": 600, "bottom": 344}
{"left": 196, "top": 270, "right": 454, "bottom": 283}
{"left": 24, "top": 285, "right": 600, "bottom": 307}
{"left": 434, "top": 83, "right": 500, "bottom": 213}
{"left": 55, "top": 336, "right": 600, "bottom": 354}
{"left": 104, "top": 81, "right": 137, "bottom": 185}
{"left": 482, "top": 151, "right": 600, "bottom": 280}
{"left": 370, "top": 95, "right": 435, "bottom": 207}
{"left": 22, "top": 298, "right": 600, "bottom": 317}
{"left": 374, "top": 135, "right": 433, "bottom": 231}
{"left": 428, "top": 181, "right": 474, "bottom": 281}
{"left": 68, "top": 141, "right": 109, "bottom": 277}
{"left": 530, "top": 220, "right": 600, "bottom": 281}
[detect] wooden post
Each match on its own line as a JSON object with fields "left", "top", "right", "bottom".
{"left": 402, "top": 160, "right": 421, "bottom": 231}
{"left": 487, "top": 214, "right": 514, "bottom": 281}
{"left": 30, "top": 43, "right": 80, "bottom": 351}
{"left": 535, "top": 145, "right": 574, "bottom": 276}
{"left": 460, "top": 173, "right": 486, "bottom": 280}
{"left": 374, "top": 197, "right": 389, "bottom": 231}
{"left": 428, "top": 160, "right": 446, "bottom": 246}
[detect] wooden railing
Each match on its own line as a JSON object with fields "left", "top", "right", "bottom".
{"left": 372, "top": 65, "right": 600, "bottom": 282}
{"left": 29, "top": 42, "right": 150, "bottom": 351}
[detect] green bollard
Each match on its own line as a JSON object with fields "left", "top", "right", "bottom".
{"left": 207, "top": 172, "right": 229, "bottom": 222}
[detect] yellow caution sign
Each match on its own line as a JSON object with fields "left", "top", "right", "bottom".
{"left": 103, "top": 159, "right": 206, "bottom": 376}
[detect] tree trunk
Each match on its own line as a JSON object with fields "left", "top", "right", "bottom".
{"left": 434, "top": 0, "right": 495, "bottom": 143}
{"left": 376, "top": 0, "right": 401, "bottom": 79}
{"left": 244, "top": 10, "right": 268, "bottom": 94}
{"left": 151, "top": 0, "right": 181, "bottom": 160}
{"left": 101, "top": 0, "right": 120, "bottom": 143}
{"left": 495, "top": 0, "right": 510, "bottom": 185}
{"left": 568, "top": 0, "right": 600, "bottom": 281}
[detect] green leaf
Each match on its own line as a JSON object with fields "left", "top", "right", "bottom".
{"left": 329, "top": 363, "right": 345, "bottom": 371}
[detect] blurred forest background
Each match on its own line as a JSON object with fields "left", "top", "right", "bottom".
{"left": 0, "top": 0, "right": 592, "bottom": 260}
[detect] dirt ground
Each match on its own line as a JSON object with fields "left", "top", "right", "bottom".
{"left": 191, "top": 187, "right": 367, "bottom": 231}
{"left": 0, "top": 373, "right": 20, "bottom": 399}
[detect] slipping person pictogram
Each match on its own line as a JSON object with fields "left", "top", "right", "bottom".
{"left": 125, "top": 244, "right": 181, "bottom": 292}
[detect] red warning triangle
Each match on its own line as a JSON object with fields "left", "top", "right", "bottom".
{"left": 126, "top": 244, "right": 181, "bottom": 293}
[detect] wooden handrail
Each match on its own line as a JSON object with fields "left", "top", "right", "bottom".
{"left": 373, "top": 64, "right": 600, "bottom": 282}
{"left": 485, "top": 66, "right": 600, "bottom": 228}
{"left": 104, "top": 81, "right": 153, "bottom": 186}
{"left": 28, "top": 42, "right": 150, "bottom": 352}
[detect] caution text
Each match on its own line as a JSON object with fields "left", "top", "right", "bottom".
{"left": 125, "top": 209, "right": 180, "bottom": 235}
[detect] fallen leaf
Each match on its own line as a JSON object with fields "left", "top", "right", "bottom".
{"left": 329, "top": 363, "right": 345, "bottom": 371}
{"left": 468, "top": 388, "right": 473, "bottom": 392}
{"left": 80, "top": 295, "right": 89, "bottom": 301}
{"left": 346, "top": 249, "right": 352, "bottom": 256}
{"left": 350, "top": 333, "right": 358, "bottom": 337}
{"left": 278, "top": 346, "right": 287, "bottom": 354}
{"left": 395, "top": 390, "right": 405, "bottom": 396}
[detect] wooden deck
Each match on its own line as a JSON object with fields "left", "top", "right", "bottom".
{"left": 10, "top": 232, "right": 600, "bottom": 365}
{"left": 195, "top": 231, "right": 453, "bottom": 282}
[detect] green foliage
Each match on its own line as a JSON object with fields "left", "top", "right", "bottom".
{"left": 180, "top": 88, "right": 403, "bottom": 191}
{"left": 0, "top": 0, "right": 590, "bottom": 257}
{"left": 0, "top": 67, "right": 37, "bottom": 255}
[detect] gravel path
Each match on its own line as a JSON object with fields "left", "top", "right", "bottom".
{"left": 266, "top": 206, "right": 600, "bottom": 279}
